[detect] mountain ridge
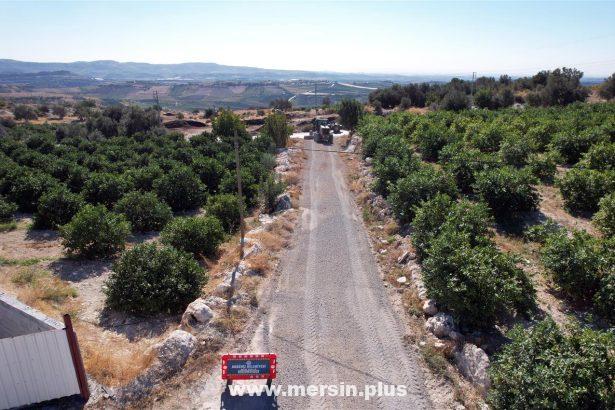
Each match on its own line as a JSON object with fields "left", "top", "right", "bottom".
{"left": 0, "top": 59, "right": 454, "bottom": 82}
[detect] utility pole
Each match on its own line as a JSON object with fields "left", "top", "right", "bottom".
{"left": 314, "top": 82, "right": 317, "bottom": 111}
{"left": 153, "top": 90, "right": 161, "bottom": 122}
{"left": 227, "top": 129, "right": 245, "bottom": 314}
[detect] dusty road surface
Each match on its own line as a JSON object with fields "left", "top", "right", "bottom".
{"left": 161, "top": 139, "right": 431, "bottom": 409}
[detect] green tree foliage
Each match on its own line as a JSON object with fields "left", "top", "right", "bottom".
{"left": 525, "top": 152, "right": 557, "bottom": 182}
{"left": 105, "top": 243, "right": 205, "bottom": 314}
{"left": 598, "top": 73, "right": 615, "bottom": 100}
{"left": 474, "top": 88, "right": 494, "bottom": 109}
{"left": 557, "top": 168, "right": 614, "bottom": 213}
{"left": 261, "top": 112, "right": 292, "bottom": 148}
{"left": 82, "top": 172, "right": 132, "bottom": 207}
{"left": 579, "top": 142, "right": 615, "bottom": 171}
{"left": 153, "top": 166, "right": 205, "bottom": 211}
{"left": 541, "top": 67, "right": 588, "bottom": 106}
{"left": 593, "top": 192, "right": 615, "bottom": 237}
{"left": 13, "top": 105, "right": 38, "bottom": 121}
{"left": 51, "top": 105, "right": 66, "bottom": 119}
{"left": 373, "top": 154, "right": 421, "bottom": 196}
{"left": 473, "top": 166, "right": 539, "bottom": 217}
{"left": 190, "top": 157, "right": 225, "bottom": 194}
{"left": 4, "top": 168, "right": 58, "bottom": 212}
{"left": 388, "top": 165, "right": 458, "bottom": 223}
{"left": 441, "top": 89, "right": 469, "bottom": 111}
{"left": 160, "top": 216, "right": 224, "bottom": 258}
{"left": 541, "top": 230, "right": 603, "bottom": 299}
{"left": 411, "top": 195, "right": 493, "bottom": 260}
{"left": 34, "top": 185, "right": 84, "bottom": 229}
{"left": 551, "top": 128, "right": 605, "bottom": 164}
{"left": 414, "top": 123, "right": 453, "bottom": 161}
{"left": 212, "top": 109, "right": 248, "bottom": 144}
{"left": 593, "top": 267, "right": 615, "bottom": 322}
{"left": 441, "top": 145, "right": 500, "bottom": 193}
{"left": 119, "top": 106, "right": 161, "bottom": 136}
{"left": 124, "top": 165, "right": 164, "bottom": 192}
{"left": 499, "top": 133, "right": 534, "bottom": 167}
{"left": 259, "top": 174, "right": 286, "bottom": 213}
{"left": 60, "top": 204, "right": 130, "bottom": 258}
{"left": 0, "top": 196, "right": 17, "bottom": 222}
{"left": 114, "top": 191, "right": 172, "bottom": 232}
{"left": 489, "top": 319, "right": 614, "bottom": 409}
{"left": 205, "top": 193, "right": 242, "bottom": 233}
{"left": 0, "top": 104, "right": 278, "bottom": 244}
{"left": 423, "top": 229, "right": 535, "bottom": 328}
{"left": 337, "top": 99, "right": 364, "bottom": 130}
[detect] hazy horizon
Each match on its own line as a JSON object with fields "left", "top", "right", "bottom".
{"left": 1, "top": 1, "right": 614, "bottom": 77}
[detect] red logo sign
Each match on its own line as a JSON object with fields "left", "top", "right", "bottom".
{"left": 221, "top": 354, "right": 277, "bottom": 380}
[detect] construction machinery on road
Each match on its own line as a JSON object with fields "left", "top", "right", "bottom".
{"left": 310, "top": 118, "right": 337, "bottom": 144}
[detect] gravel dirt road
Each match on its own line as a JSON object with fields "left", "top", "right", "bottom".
{"left": 160, "top": 139, "right": 431, "bottom": 409}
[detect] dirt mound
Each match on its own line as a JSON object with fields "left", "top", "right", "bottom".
{"left": 164, "top": 119, "right": 207, "bottom": 129}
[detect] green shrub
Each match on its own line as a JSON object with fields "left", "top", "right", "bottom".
{"left": 411, "top": 194, "right": 454, "bottom": 260}
{"left": 541, "top": 230, "right": 602, "bottom": 299}
{"left": 551, "top": 128, "right": 604, "bottom": 164}
{"left": 154, "top": 166, "right": 205, "bottom": 211}
{"left": 60, "top": 205, "right": 131, "bottom": 258}
{"left": 499, "top": 133, "right": 534, "bottom": 167}
{"left": 5, "top": 169, "right": 58, "bottom": 212}
{"left": 412, "top": 195, "right": 493, "bottom": 260}
{"left": 219, "top": 168, "right": 259, "bottom": 208}
{"left": 473, "top": 166, "right": 539, "bottom": 217}
{"left": 124, "top": 165, "right": 163, "bottom": 191}
{"left": 579, "top": 142, "right": 615, "bottom": 171}
{"left": 34, "top": 185, "right": 84, "bottom": 229}
{"left": 105, "top": 243, "right": 205, "bottom": 314}
{"left": 593, "top": 268, "right": 615, "bottom": 323}
{"left": 389, "top": 165, "right": 457, "bottom": 224}
{"left": 489, "top": 319, "right": 614, "bottom": 409}
{"left": 337, "top": 98, "right": 364, "bottom": 129}
{"left": 593, "top": 192, "right": 615, "bottom": 237}
{"left": 414, "top": 123, "right": 452, "bottom": 161}
{"left": 82, "top": 172, "right": 132, "bottom": 207}
{"left": 557, "top": 168, "right": 614, "bottom": 213}
{"left": 261, "top": 112, "right": 292, "bottom": 148}
{"left": 423, "top": 230, "right": 535, "bottom": 328}
{"left": 523, "top": 218, "right": 564, "bottom": 243}
{"left": 0, "top": 196, "right": 17, "bottom": 222}
{"left": 525, "top": 152, "right": 557, "bottom": 182}
{"left": 160, "top": 216, "right": 224, "bottom": 258}
{"left": 205, "top": 194, "right": 242, "bottom": 233}
{"left": 191, "top": 157, "right": 225, "bottom": 194}
{"left": 442, "top": 147, "right": 500, "bottom": 193}
{"left": 373, "top": 155, "right": 420, "bottom": 196}
{"left": 259, "top": 174, "right": 286, "bottom": 213}
{"left": 471, "top": 123, "right": 506, "bottom": 152}
{"left": 114, "top": 191, "right": 172, "bottom": 232}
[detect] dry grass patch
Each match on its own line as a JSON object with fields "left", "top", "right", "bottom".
{"left": 239, "top": 275, "right": 262, "bottom": 307}
{"left": 246, "top": 252, "right": 271, "bottom": 274}
{"left": 77, "top": 323, "right": 158, "bottom": 387}
{"left": 383, "top": 220, "right": 399, "bottom": 235}
{"left": 1, "top": 265, "right": 79, "bottom": 316}
{"left": 211, "top": 306, "right": 249, "bottom": 335}
{"left": 283, "top": 171, "right": 300, "bottom": 186}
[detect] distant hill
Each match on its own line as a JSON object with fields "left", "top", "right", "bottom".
{"left": 0, "top": 59, "right": 452, "bottom": 83}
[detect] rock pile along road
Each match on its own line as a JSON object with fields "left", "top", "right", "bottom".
{"left": 161, "top": 139, "right": 431, "bottom": 409}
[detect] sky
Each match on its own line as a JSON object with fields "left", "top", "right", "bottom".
{"left": 1, "top": 0, "right": 614, "bottom": 77}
